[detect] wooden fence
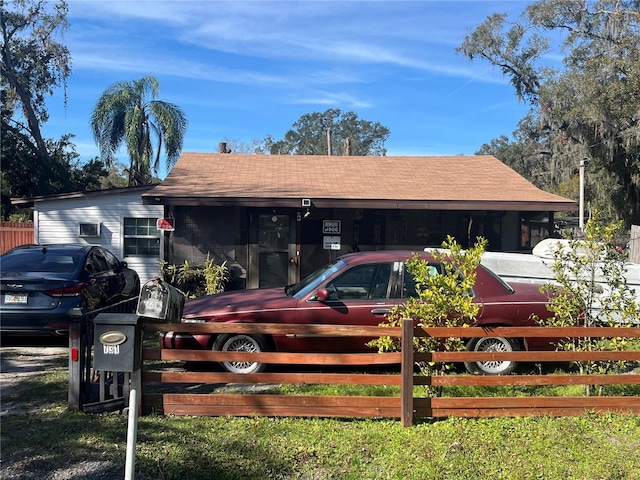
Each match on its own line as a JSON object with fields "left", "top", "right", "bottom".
{"left": 138, "top": 321, "right": 640, "bottom": 425}
{"left": 0, "top": 221, "right": 34, "bottom": 254}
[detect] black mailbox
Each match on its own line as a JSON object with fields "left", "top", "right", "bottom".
{"left": 136, "top": 278, "right": 185, "bottom": 322}
{"left": 93, "top": 313, "right": 142, "bottom": 372}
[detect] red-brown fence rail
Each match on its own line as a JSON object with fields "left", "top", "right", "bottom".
{"left": 138, "top": 321, "right": 640, "bottom": 425}
{"left": 0, "top": 221, "right": 34, "bottom": 254}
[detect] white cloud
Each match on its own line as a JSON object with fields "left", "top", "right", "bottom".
{"left": 67, "top": 1, "right": 519, "bottom": 86}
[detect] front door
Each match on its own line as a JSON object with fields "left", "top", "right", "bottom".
{"left": 257, "top": 213, "right": 295, "bottom": 288}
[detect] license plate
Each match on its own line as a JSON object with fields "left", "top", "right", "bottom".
{"left": 5, "top": 293, "right": 28, "bottom": 304}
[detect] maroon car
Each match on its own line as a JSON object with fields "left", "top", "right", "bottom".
{"left": 160, "top": 250, "right": 553, "bottom": 375}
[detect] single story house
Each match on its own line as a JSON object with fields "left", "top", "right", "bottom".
{"left": 12, "top": 185, "right": 164, "bottom": 284}
{"left": 142, "top": 153, "right": 577, "bottom": 289}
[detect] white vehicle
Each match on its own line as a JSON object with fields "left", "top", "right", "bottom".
{"left": 479, "top": 239, "right": 640, "bottom": 324}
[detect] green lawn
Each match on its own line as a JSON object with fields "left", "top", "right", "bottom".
{"left": 2, "top": 366, "right": 640, "bottom": 479}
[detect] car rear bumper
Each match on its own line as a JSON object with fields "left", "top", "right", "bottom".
{"left": 0, "top": 312, "right": 71, "bottom": 336}
{"left": 0, "top": 325, "right": 69, "bottom": 336}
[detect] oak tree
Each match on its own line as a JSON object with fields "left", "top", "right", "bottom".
{"left": 269, "top": 109, "right": 390, "bottom": 156}
{"left": 460, "top": 0, "right": 640, "bottom": 225}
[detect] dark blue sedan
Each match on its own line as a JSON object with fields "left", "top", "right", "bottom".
{"left": 0, "top": 244, "right": 140, "bottom": 336}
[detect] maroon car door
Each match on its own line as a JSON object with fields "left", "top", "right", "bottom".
{"left": 293, "top": 262, "right": 398, "bottom": 353}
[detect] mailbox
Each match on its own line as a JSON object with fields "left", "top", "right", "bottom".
{"left": 136, "top": 278, "right": 185, "bottom": 322}
{"left": 93, "top": 313, "right": 142, "bottom": 372}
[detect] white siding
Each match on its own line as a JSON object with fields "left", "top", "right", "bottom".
{"left": 34, "top": 190, "right": 164, "bottom": 284}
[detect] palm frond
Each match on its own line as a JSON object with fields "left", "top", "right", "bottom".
{"left": 90, "top": 75, "right": 187, "bottom": 184}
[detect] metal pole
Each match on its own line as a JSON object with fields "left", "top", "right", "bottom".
{"left": 579, "top": 158, "right": 588, "bottom": 232}
{"left": 124, "top": 387, "right": 138, "bottom": 480}
{"left": 125, "top": 330, "right": 143, "bottom": 479}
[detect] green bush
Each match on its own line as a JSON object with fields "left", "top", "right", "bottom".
{"left": 161, "top": 255, "right": 228, "bottom": 298}
{"left": 369, "top": 235, "right": 487, "bottom": 397}
{"left": 537, "top": 211, "right": 640, "bottom": 394}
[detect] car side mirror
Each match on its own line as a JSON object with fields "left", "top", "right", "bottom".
{"left": 316, "top": 288, "right": 330, "bottom": 302}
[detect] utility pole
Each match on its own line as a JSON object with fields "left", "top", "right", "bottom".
{"left": 579, "top": 157, "right": 589, "bottom": 232}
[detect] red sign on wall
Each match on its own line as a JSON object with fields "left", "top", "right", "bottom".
{"left": 156, "top": 218, "right": 175, "bottom": 231}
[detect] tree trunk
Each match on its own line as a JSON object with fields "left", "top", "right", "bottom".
{"left": 0, "top": 53, "right": 50, "bottom": 162}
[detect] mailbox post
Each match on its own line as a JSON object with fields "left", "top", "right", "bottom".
{"left": 93, "top": 313, "right": 143, "bottom": 480}
{"left": 90, "top": 280, "right": 184, "bottom": 480}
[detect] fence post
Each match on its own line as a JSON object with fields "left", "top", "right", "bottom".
{"left": 401, "top": 318, "right": 415, "bottom": 427}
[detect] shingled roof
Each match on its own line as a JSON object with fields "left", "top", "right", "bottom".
{"left": 143, "top": 153, "right": 577, "bottom": 212}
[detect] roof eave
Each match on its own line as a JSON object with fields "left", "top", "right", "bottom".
{"left": 141, "top": 195, "right": 577, "bottom": 211}
{"left": 12, "top": 185, "right": 158, "bottom": 208}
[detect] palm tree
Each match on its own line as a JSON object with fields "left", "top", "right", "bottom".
{"left": 90, "top": 75, "right": 187, "bottom": 185}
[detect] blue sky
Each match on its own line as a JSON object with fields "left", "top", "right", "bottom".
{"left": 41, "top": 0, "right": 539, "bottom": 179}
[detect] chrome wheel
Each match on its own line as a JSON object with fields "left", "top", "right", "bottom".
{"left": 213, "top": 334, "right": 267, "bottom": 374}
{"left": 464, "top": 336, "right": 520, "bottom": 375}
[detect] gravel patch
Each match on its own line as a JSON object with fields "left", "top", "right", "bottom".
{"left": 1, "top": 343, "right": 68, "bottom": 415}
{"left": 0, "top": 459, "right": 127, "bottom": 480}
{"left": 1, "top": 341, "right": 140, "bottom": 479}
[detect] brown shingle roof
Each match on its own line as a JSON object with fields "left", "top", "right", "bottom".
{"left": 143, "top": 153, "right": 577, "bottom": 211}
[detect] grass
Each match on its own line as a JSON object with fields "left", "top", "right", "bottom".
{"left": 2, "top": 359, "right": 640, "bottom": 479}
{"left": 2, "top": 405, "right": 640, "bottom": 479}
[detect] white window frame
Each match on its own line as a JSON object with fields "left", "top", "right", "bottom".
{"left": 123, "top": 217, "right": 160, "bottom": 257}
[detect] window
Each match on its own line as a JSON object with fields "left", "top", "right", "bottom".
{"left": 401, "top": 263, "right": 442, "bottom": 299}
{"left": 101, "top": 248, "right": 121, "bottom": 270}
{"left": 79, "top": 223, "right": 100, "bottom": 237}
{"left": 400, "top": 263, "right": 476, "bottom": 299}
{"left": 123, "top": 218, "right": 160, "bottom": 256}
{"left": 326, "top": 263, "right": 392, "bottom": 300}
{"left": 86, "top": 250, "right": 108, "bottom": 273}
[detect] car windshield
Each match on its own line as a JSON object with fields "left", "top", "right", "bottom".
{"left": 0, "top": 248, "right": 83, "bottom": 274}
{"left": 287, "top": 258, "right": 346, "bottom": 299}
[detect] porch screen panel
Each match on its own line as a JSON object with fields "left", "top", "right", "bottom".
{"left": 258, "top": 214, "right": 290, "bottom": 288}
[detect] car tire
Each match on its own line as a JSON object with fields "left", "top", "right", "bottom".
{"left": 464, "top": 336, "right": 521, "bottom": 375}
{"left": 212, "top": 333, "right": 268, "bottom": 374}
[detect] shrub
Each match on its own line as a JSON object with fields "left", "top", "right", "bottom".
{"left": 369, "top": 235, "right": 487, "bottom": 397}
{"left": 537, "top": 211, "right": 640, "bottom": 394}
{"left": 161, "top": 255, "right": 228, "bottom": 298}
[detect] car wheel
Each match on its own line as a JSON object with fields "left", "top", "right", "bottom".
{"left": 464, "top": 336, "right": 521, "bottom": 375}
{"left": 212, "top": 334, "right": 268, "bottom": 374}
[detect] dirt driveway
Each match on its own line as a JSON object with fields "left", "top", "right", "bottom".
{"left": 0, "top": 337, "right": 68, "bottom": 416}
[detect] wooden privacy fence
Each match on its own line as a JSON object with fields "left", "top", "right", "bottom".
{"left": 138, "top": 321, "right": 640, "bottom": 425}
{"left": 0, "top": 221, "right": 34, "bottom": 254}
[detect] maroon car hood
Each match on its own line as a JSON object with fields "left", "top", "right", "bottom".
{"left": 182, "top": 287, "right": 296, "bottom": 320}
